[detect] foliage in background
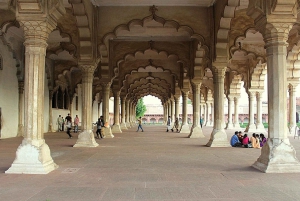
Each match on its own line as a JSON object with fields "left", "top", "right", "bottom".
{"left": 136, "top": 98, "right": 147, "bottom": 118}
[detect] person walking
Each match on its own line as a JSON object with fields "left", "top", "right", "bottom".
{"left": 74, "top": 115, "right": 79, "bottom": 133}
{"left": 136, "top": 117, "right": 144, "bottom": 132}
{"left": 65, "top": 114, "right": 72, "bottom": 138}
{"left": 166, "top": 116, "right": 172, "bottom": 132}
{"left": 95, "top": 116, "right": 104, "bottom": 138}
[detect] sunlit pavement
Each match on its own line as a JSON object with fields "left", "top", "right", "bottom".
{"left": 1, "top": 125, "right": 300, "bottom": 201}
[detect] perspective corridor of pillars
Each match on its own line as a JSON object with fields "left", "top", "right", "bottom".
{"left": 125, "top": 99, "right": 131, "bottom": 128}
{"left": 189, "top": 82, "right": 205, "bottom": 138}
{"left": 17, "top": 82, "right": 24, "bottom": 137}
{"left": 111, "top": 91, "right": 122, "bottom": 133}
{"left": 120, "top": 97, "right": 127, "bottom": 130}
{"left": 180, "top": 90, "right": 190, "bottom": 133}
{"left": 249, "top": 7, "right": 300, "bottom": 172}
{"left": 245, "top": 91, "right": 256, "bottom": 133}
{"left": 233, "top": 97, "right": 241, "bottom": 129}
{"left": 73, "top": 65, "right": 99, "bottom": 148}
{"left": 102, "top": 83, "right": 114, "bottom": 138}
{"left": 288, "top": 85, "right": 297, "bottom": 135}
{"left": 255, "top": 91, "right": 266, "bottom": 133}
{"left": 6, "top": 13, "right": 66, "bottom": 174}
{"left": 225, "top": 96, "right": 234, "bottom": 129}
{"left": 206, "top": 65, "right": 230, "bottom": 147}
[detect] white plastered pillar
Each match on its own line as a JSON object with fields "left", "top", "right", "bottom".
{"left": 6, "top": 16, "right": 65, "bottom": 174}
{"left": 101, "top": 83, "right": 114, "bottom": 138}
{"left": 251, "top": 16, "right": 300, "bottom": 172}
{"left": 120, "top": 96, "right": 128, "bottom": 129}
{"left": 189, "top": 82, "right": 205, "bottom": 138}
{"left": 180, "top": 90, "right": 190, "bottom": 133}
{"left": 256, "top": 91, "right": 267, "bottom": 133}
{"left": 245, "top": 90, "right": 256, "bottom": 133}
{"left": 288, "top": 84, "right": 297, "bottom": 135}
{"left": 111, "top": 91, "right": 122, "bottom": 133}
{"left": 206, "top": 65, "right": 230, "bottom": 147}
{"left": 73, "top": 65, "right": 99, "bottom": 147}
{"left": 233, "top": 96, "right": 241, "bottom": 129}
{"left": 225, "top": 96, "right": 234, "bottom": 129}
{"left": 125, "top": 99, "right": 131, "bottom": 128}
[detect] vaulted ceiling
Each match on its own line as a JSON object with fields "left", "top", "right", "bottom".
{"left": 1, "top": 0, "right": 299, "bottom": 104}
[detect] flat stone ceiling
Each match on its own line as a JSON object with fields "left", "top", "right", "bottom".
{"left": 90, "top": 0, "right": 216, "bottom": 7}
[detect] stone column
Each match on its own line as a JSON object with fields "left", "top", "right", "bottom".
{"left": 120, "top": 96, "right": 127, "bottom": 129}
{"left": 171, "top": 99, "right": 175, "bottom": 122}
{"left": 174, "top": 97, "right": 180, "bottom": 119}
{"left": 225, "top": 96, "right": 234, "bottom": 129}
{"left": 17, "top": 82, "right": 24, "bottom": 137}
{"left": 180, "top": 90, "right": 190, "bottom": 133}
{"left": 288, "top": 85, "right": 297, "bottom": 135}
{"left": 256, "top": 91, "right": 266, "bottom": 132}
{"left": 210, "top": 102, "right": 214, "bottom": 126}
{"left": 249, "top": 13, "right": 300, "bottom": 172}
{"left": 48, "top": 90, "right": 54, "bottom": 133}
{"left": 125, "top": 99, "right": 131, "bottom": 128}
{"left": 6, "top": 18, "right": 65, "bottom": 174}
{"left": 74, "top": 65, "right": 98, "bottom": 147}
{"left": 99, "top": 100, "right": 103, "bottom": 117}
{"left": 92, "top": 98, "right": 99, "bottom": 123}
{"left": 207, "top": 66, "right": 230, "bottom": 147}
{"left": 101, "top": 83, "right": 114, "bottom": 138}
{"left": 233, "top": 97, "right": 241, "bottom": 129}
{"left": 189, "top": 82, "right": 205, "bottom": 138}
{"left": 111, "top": 91, "right": 122, "bottom": 133}
{"left": 130, "top": 101, "right": 135, "bottom": 127}
{"left": 205, "top": 101, "right": 211, "bottom": 126}
{"left": 245, "top": 91, "right": 256, "bottom": 133}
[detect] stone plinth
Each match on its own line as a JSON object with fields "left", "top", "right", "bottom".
{"left": 111, "top": 125, "right": 122, "bottom": 133}
{"left": 103, "top": 127, "right": 114, "bottom": 138}
{"left": 188, "top": 126, "right": 205, "bottom": 138}
{"left": 6, "top": 140, "right": 58, "bottom": 174}
{"left": 74, "top": 130, "right": 99, "bottom": 147}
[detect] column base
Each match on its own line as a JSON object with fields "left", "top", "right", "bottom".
{"left": 111, "top": 124, "right": 122, "bottom": 133}
{"left": 17, "top": 124, "right": 24, "bottom": 137}
{"left": 6, "top": 140, "right": 58, "bottom": 174}
{"left": 288, "top": 125, "right": 297, "bottom": 136}
{"left": 252, "top": 138, "right": 300, "bottom": 173}
{"left": 225, "top": 122, "right": 234, "bottom": 129}
{"left": 188, "top": 126, "right": 205, "bottom": 138}
{"left": 233, "top": 123, "right": 241, "bottom": 129}
{"left": 255, "top": 123, "right": 267, "bottom": 134}
{"left": 102, "top": 127, "right": 114, "bottom": 138}
{"left": 180, "top": 124, "right": 190, "bottom": 133}
{"left": 120, "top": 123, "right": 128, "bottom": 130}
{"left": 244, "top": 123, "right": 257, "bottom": 133}
{"left": 206, "top": 129, "right": 230, "bottom": 147}
{"left": 73, "top": 130, "right": 99, "bottom": 147}
{"left": 126, "top": 122, "right": 131, "bottom": 128}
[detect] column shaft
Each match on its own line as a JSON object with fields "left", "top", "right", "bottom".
{"left": 225, "top": 96, "right": 234, "bottom": 129}
{"left": 233, "top": 97, "right": 241, "bottom": 128}
{"left": 102, "top": 83, "right": 114, "bottom": 138}
{"left": 180, "top": 91, "right": 190, "bottom": 133}
{"left": 111, "top": 92, "right": 122, "bottom": 133}
{"left": 207, "top": 66, "right": 229, "bottom": 147}
{"left": 189, "top": 83, "right": 204, "bottom": 138}
{"left": 74, "top": 66, "right": 98, "bottom": 147}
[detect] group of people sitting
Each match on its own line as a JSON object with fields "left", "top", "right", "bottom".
{"left": 230, "top": 131, "right": 267, "bottom": 148}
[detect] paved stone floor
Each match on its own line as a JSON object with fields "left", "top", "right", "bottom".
{"left": 1, "top": 125, "right": 300, "bottom": 201}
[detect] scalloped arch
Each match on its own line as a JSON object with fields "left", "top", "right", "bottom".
{"left": 216, "top": 0, "right": 249, "bottom": 60}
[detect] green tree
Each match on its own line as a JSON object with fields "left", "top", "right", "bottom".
{"left": 136, "top": 98, "right": 147, "bottom": 118}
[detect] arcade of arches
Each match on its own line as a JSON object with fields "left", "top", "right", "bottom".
{"left": 1, "top": 0, "right": 300, "bottom": 174}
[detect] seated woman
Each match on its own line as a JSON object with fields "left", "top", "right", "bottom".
{"left": 259, "top": 133, "right": 267, "bottom": 147}
{"left": 242, "top": 134, "right": 251, "bottom": 148}
{"left": 251, "top": 133, "right": 261, "bottom": 149}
